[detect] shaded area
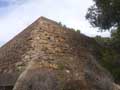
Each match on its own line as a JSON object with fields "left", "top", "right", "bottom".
{"left": 0, "top": 86, "right": 13, "bottom": 90}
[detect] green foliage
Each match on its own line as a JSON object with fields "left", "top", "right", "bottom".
{"left": 76, "top": 29, "right": 81, "bottom": 33}
{"left": 58, "top": 22, "right": 62, "bottom": 26}
{"left": 86, "top": 0, "right": 120, "bottom": 30}
{"left": 100, "top": 48, "right": 120, "bottom": 83}
{"left": 101, "top": 48, "right": 115, "bottom": 69}
{"left": 94, "top": 35, "right": 111, "bottom": 46}
{"left": 58, "top": 22, "right": 67, "bottom": 28}
{"left": 111, "top": 27, "right": 120, "bottom": 52}
{"left": 87, "top": 0, "right": 120, "bottom": 83}
{"left": 95, "top": 36, "right": 120, "bottom": 83}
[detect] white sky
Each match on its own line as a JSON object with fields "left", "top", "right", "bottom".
{"left": 0, "top": 0, "right": 110, "bottom": 45}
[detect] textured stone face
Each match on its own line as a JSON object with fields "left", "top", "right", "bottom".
{"left": 0, "top": 17, "right": 120, "bottom": 90}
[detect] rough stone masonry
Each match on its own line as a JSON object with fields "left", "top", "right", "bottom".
{"left": 0, "top": 17, "right": 120, "bottom": 90}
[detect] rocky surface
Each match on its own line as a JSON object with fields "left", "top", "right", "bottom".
{"left": 0, "top": 17, "right": 119, "bottom": 90}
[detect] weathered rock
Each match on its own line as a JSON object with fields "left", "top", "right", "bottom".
{"left": 0, "top": 16, "right": 119, "bottom": 90}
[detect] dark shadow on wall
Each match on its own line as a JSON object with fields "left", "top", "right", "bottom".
{"left": 0, "top": 86, "right": 13, "bottom": 90}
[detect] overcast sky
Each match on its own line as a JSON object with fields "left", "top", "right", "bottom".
{"left": 0, "top": 0, "right": 110, "bottom": 45}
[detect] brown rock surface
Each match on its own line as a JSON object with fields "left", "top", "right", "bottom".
{"left": 0, "top": 16, "right": 119, "bottom": 90}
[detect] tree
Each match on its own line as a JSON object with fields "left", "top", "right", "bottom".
{"left": 86, "top": 0, "right": 120, "bottom": 57}
{"left": 86, "top": 0, "right": 120, "bottom": 30}
{"left": 86, "top": 0, "right": 120, "bottom": 83}
{"left": 111, "top": 27, "right": 120, "bottom": 51}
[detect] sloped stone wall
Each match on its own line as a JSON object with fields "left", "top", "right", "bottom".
{"left": 0, "top": 17, "right": 119, "bottom": 90}
{"left": 13, "top": 17, "right": 119, "bottom": 90}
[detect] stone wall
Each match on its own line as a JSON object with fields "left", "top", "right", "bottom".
{"left": 0, "top": 17, "right": 119, "bottom": 90}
